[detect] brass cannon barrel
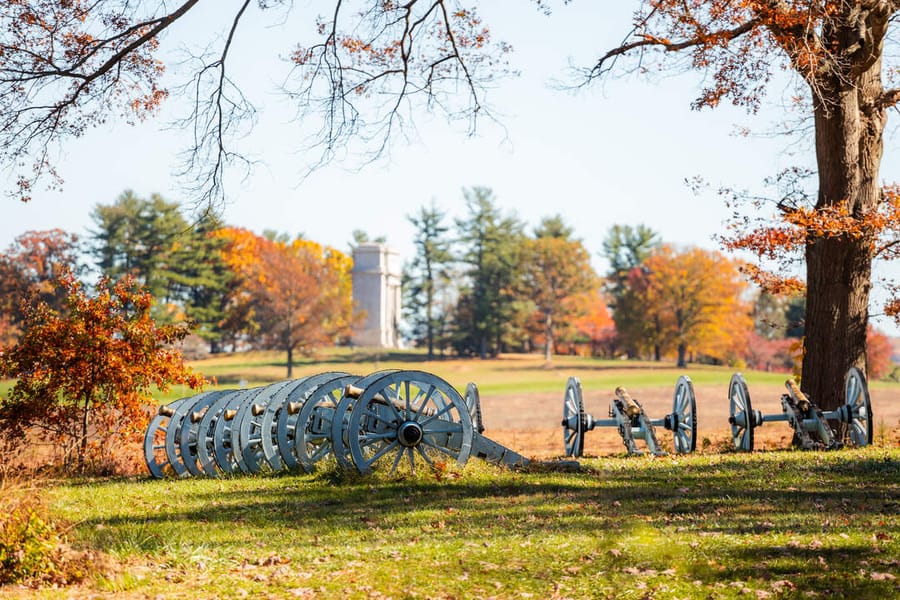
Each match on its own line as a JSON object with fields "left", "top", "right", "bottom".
{"left": 614, "top": 386, "right": 642, "bottom": 419}
{"left": 785, "top": 379, "right": 810, "bottom": 413}
{"left": 344, "top": 384, "right": 439, "bottom": 417}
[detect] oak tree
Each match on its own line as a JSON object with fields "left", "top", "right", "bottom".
{"left": 216, "top": 228, "right": 355, "bottom": 377}
{"left": 626, "top": 246, "right": 753, "bottom": 367}
{"left": 591, "top": 2, "right": 900, "bottom": 409}
{"left": 0, "top": 273, "right": 205, "bottom": 473}
{"left": 567, "top": 289, "right": 616, "bottom": 358}
{"left": 5, "top": 2, "right": 898, "bottom": 408}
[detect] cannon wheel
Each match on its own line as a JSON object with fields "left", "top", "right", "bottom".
{"left": 347, "top": 370, "right": 474, "bottom": 475}
{"left": 465, "top": 382, "right": 485, "bottom": 434}
{"left": 212, "top": 388, "right": 261, "bottom": 474}
{"left": 195, "top": 392, "right": 239, "bottom": 477}
{"left": 275, "top": 372, "right": 351, "bottom": 471}
{"left": 144, "top": 397, "right": 192, "bottom": 478}
{"left": 163, "top": 393, "right": 215, "bottom": 477}
{"left": 238, "top": 380, "right": 294, "bottom": 474}
{"left": 178, "top": 390, "right": 229, "bottom": 476}
{"left": 729, "top": 373, "right": 754, "bottom": 452}
{"left": 844, "top": 367, "right": 873, "bottom": 447}
{"left": 562, "top": 377, "right": 585, "bottom": 458}
{"left": 331, "top": 370, "right": 402, "bottom": 471}
{"left": 294, "top": 374, "right": 360, "bottom": 472}
{"left": 257, "top": 376, "right": 322, "bottom": 471}
{"left": 671, "top": 375, "right": 697, "bottom": 453}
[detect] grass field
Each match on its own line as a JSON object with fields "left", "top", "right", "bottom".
{"left": 3, "top": 449, "right": 898, "bottom": 599}
{"left": 2, "top": 350, "right": 899, "bottom": 598}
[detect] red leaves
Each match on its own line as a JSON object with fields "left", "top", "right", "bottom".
{"left": 0, "top": 273, "right": 205, "bottom": 473}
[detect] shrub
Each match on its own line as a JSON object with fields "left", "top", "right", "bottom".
{"left": 0, "top": 479, "right": 96, "bottom": 587}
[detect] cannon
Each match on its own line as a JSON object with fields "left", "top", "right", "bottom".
{"left": 342, "top": 370, "right": 530, "bottom": 475}
{"left": 561, "top": 375, "right": 698, "bottom": 457}
{"left": 727, "top": 367, "right": 873, "bottom": 451}
{"left": 143, "top": 369, "right": 536, "bottom": 478}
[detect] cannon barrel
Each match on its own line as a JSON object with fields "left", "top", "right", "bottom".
{"left": 614, "top": 386, "right": 642, "bottom": 419}
{"left": 785, "top": 379, "right": 810, "bottom": 413}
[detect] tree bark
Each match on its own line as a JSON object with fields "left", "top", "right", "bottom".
{"left": 677, "top": 342, "right": 687, "bottom": 368}
{"left": 803, "top": 52, "right": 885, "bottom": 410}
{"left": 544, "top": 311, "right": 553, "bottom": 362}
{"left": 286, "top": 345, "right": 294, "bottom": 379}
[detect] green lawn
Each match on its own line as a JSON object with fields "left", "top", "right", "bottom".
{"left": 2, "top": 350, "right": 899, "bottom": 598}
{"left": 152, "top": 349, "right": 801, "bottom": 403}
{"left": 20, "top": 447, "right": 897, "bottom": 599}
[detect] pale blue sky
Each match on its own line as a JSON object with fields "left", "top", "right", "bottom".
{"left": 2, "top": 2, "right": 898, "bottom": 334}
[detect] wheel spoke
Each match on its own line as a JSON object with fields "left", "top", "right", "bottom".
{"left": 388, "top": 446, "right": 405, "bottom": 475}
{"left": 404, "top": 380, "right": 412, "bottom": 416}
{"left": 407, "top": 447, "right": 416, "bottom": 473}
{"left": 419, "top": 402, "right": 456, "bottom": 427}
{"left": 413, "top": 384, "right": 436, "bottom": 420}
{"left": 364, "top": 439, "right": 400, "bottom": 468}
{"left": 415, "top": 446, "right": 434, "bottom": 465}
{"left": 420, "top": 437, "right": 458, "bottom": 459}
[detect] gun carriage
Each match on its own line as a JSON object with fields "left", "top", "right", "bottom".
{"left": 727, "top": 367, "right": 873, "bottom": 451}
{"left": 561, "top": 375, "right": 698, "bottom": 457}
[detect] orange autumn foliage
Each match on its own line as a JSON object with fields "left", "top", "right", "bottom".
{"left": 626, "top": 246, "right": 753, "bottom": 366}
{"left": 0, "top": 273, "right": 205, "bottom": 473}
{"left": 722, "top": 188, "right": 900, "bottom": 305}
{"left": 568, "top": 290, "right": 615, "bottom": 357}
{"left": 213, "top": 228, "right": 355, "bottom": 377}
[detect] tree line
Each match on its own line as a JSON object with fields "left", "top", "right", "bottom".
{"left": 404, "top": 189, "right": 894, "bottom": 378}
{"left": 0, "top": 188, "right": 893, "bottom": 379}
{"left": 0, "top": 191, "right": 354, "bottom": 378}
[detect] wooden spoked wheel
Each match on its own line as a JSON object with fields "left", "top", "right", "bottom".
{"left": 347, "top": 370, "right": 474, "bottom": 475}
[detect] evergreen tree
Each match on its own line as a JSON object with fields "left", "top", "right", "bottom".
{"left": 454, "top": 187, "right": 526, "bottom": 358}
{"left": 600, "top": 224, "right": 661, "bottom": 357}
{"left": 403, "top": 202, "right": 454, "bottom": 359}
{"left": 91, "top": 192, "right": 232, "bottom": 341}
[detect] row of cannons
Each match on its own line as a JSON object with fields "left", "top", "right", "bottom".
{"left": 144, "top": 367, "right": 874, "bottom": 478}
{"left": 144, "top": 370, "right": 528, "bottom": 479}
{"left": 562, "top": 367, "right": 873, "bottom": 457}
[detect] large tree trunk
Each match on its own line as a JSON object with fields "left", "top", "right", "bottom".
{"left": 803, "top": 54, "right": 885, "bottom": 411}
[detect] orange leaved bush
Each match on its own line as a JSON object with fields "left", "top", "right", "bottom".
{"left": 0, "top": 273, "right": 205, "bottom": 474}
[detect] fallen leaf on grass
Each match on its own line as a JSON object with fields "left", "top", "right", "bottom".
{"left": 770, "top": 580, "right": 796, "bottom": 591}
{"left": 256, "top": 554, "right": 290, "bottom": 567}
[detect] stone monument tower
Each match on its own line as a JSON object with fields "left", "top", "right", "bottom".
{"left": 351, "top": 243, "right": 401, "bottom": 348}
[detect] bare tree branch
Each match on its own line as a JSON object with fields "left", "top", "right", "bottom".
{"left": 587, "top": 18, "right": 760, "bottom": 82}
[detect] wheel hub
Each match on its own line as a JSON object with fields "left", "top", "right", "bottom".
{"left": 397, "top": 421, "right": 424, "bottom": 447}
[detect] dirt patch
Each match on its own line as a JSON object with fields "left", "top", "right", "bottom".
{"left": 478, "top": 382, "right": 900, "bottom": 459}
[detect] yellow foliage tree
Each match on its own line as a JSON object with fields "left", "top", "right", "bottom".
{"left": 212, "top": 228, "right": 355, "bottom": 376}
{"left": 631, "top": 246, "right": 752, "bottom": 367}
